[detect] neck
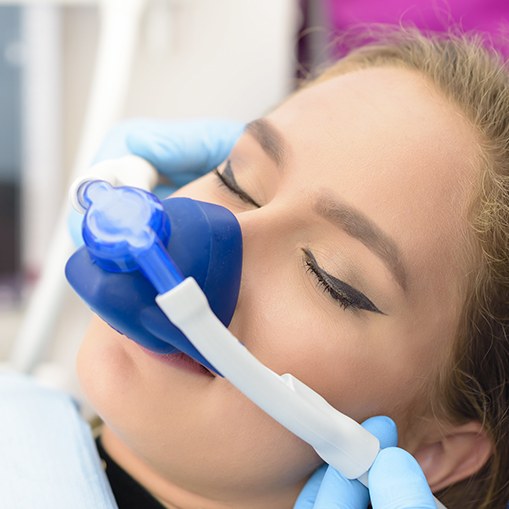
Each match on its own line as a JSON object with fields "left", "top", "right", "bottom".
{"left": 100, "top": 426, "right": 303, "bottom": 509}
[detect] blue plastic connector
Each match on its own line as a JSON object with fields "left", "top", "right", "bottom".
{"left": 77, "top": 180, "right": 183, "bottom": 293}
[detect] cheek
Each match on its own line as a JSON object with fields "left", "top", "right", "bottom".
{"left": 76, "top": 318, "right": 149, "bottom": 426}
{"left": 76, "top": 322, "right": 127, "bottom": 433}
{"left": 229, "top": 260, "right": 434, "bottom": 426}
{"left": 76, "top": 318, "right": 198, "bottom": 438}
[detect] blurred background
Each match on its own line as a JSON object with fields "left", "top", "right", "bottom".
{"left": 0, "top": 0, "right": 508, "bottom": 392}
{"left": 0, "top": 0, "right": 312, "bottom": 391}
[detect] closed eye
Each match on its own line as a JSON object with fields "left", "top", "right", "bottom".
{"left": 213, "top": 161, "right": 261, "bottom": 208}
{"left": 303, "top": 249, "right": 385, "bottom": 314}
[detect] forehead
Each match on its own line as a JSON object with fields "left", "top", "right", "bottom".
{"left": 265, "top": 66, "right": 479, "bottom": 296}
{"left": 270, "top": 66, "right": 477, "bottom": 172}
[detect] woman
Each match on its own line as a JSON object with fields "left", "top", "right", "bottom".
{"left": 77, "top": 28, "right": 509, "bottom": 508}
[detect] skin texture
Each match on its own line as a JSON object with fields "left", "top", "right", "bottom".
{"left": 77, "top": 67, "right": 481, "bottom": 509}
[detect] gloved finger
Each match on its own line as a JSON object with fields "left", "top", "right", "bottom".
{"left": 293, "top": 465, "right": 327, "bottom": 509}
{"left": 126, "top": 118, "right": 245, "bottom": 176}
{"left": 293, "top": 416, "right": 398, "bottom": 509}
{"left": 92, "top": 120, "right": 149, "bottom": 163}
{"left": 311, "top": 416, "right": 398, "bottom": 509}
{"left": 313, "top": 467, "right": 368, "bottom": 509}
{"left": 369, "top": 448, "right": 436, "bottom": 509}
{"left": 361, "top": 416, "right": 398, "bottom": 449}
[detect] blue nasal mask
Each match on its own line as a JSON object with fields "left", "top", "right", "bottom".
{"left": 65, "top": 179, "right": 242, "bottom": 375}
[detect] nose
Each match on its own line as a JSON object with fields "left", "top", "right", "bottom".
{"left": 226, "top": 201, "right": 299, "bottom": 334}
{"left": 234, "top": 198, "right": 299, "bottom": 252}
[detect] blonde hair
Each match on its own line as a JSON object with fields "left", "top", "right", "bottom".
{"left": 307, "top": 27, "right": 509, "bottom": 508}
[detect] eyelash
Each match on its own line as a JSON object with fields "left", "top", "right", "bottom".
{"left": 304, "top": 257, "right": 356, "bottom": 311}
{"left": 304, "top": 250, "right": 383, "bottom": 314}
{"left": 213, "top": 162, "right": 261, "bottom": 208}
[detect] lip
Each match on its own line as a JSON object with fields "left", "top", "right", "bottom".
{"left": 139, "top": 346, "right": 215, "bottom": 377}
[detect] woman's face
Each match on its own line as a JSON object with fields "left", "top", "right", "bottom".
{"left": 78, "top": 67, "right": 479, "bottom": 508}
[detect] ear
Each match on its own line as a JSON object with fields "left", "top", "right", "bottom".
{"left": 413, "top": 421, "right": 492, "bottom": 492}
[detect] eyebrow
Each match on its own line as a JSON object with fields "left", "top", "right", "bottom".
{"left": 245, "top": 119, "right": 287, "bottom": 167}
{"left": 314, "top": 193, "right": 408, "bottom": 292}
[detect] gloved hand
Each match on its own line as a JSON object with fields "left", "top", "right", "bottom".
{"left": 69, "top": 118, "right": 244, "bottom": 245}
{"left": 294, "top": 416, "right": 436, "bottom": 509}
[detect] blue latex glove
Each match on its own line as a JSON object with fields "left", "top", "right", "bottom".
{"left": 294, "top": 416, "right": 435, "bottom": 509}
{"left": 369, "top": 448, "right": 436, "bottom": 509}
{"left": 69, "top": 118, "right": 244, "bottom": 245}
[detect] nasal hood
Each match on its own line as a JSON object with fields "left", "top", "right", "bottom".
{"left": 65, "top": 196, "right": 243, "bottom": 374}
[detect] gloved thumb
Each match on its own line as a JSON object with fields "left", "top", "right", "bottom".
{"left": 369, "top": 447, "right": 436, "bottom": 509}
{"left": 126, "top": 118, "right": 244, "bottom": 180}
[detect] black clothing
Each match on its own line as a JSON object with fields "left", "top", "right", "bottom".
{"left": 95, "top": 437, "right": 167, "bottom": 509}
